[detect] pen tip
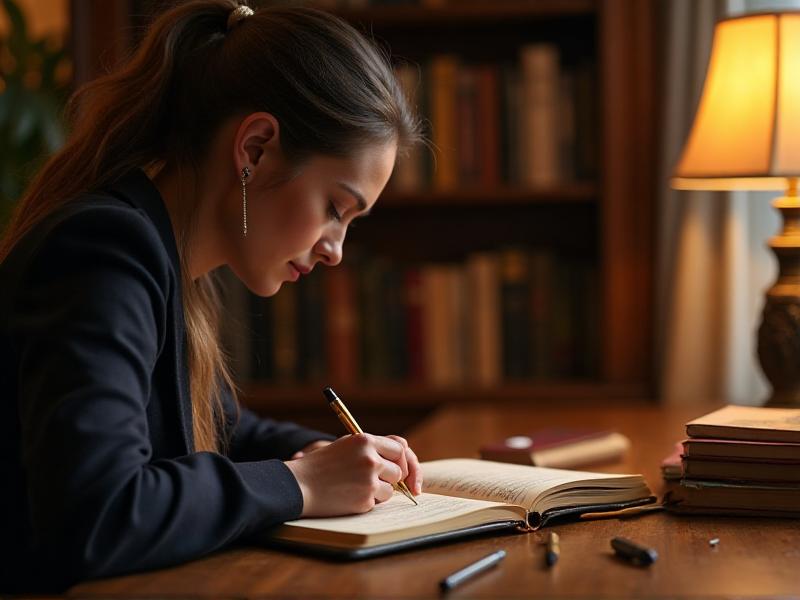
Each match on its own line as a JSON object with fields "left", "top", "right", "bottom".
{"left": 322, "top": 387, "right": 338, "bottom": 403}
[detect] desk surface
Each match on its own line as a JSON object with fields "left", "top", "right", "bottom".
{"left": 70, "top": 401, "right": 800, "bottom": 599}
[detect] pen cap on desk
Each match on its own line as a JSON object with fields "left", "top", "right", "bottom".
{"left": 611, "top": 537, "right": 658, "bottom": 566}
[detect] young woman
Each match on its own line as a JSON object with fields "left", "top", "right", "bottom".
{"left": 0, "top": 1, "right": 423, "bottom": 592}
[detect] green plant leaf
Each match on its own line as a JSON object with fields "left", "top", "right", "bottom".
{"left": 0, "top": 0, "right": 67, "bottom": 223}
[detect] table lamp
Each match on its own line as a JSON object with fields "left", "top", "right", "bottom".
{"left": 672, "top": 12, "right": 800, "bottom": 407}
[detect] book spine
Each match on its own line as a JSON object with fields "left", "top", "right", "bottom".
{"left": 550, "top": 257, "right": 575, "bottom": 377}
{"left": 384, "top": 265, "right": 409, "bottom": 381}
{"left": 529, "top": 251, "right": 553, "bottom": 379}
{"left": 573, "top": 59, "right": 598, "bottom": 181}
{"left": 558, "top": 69, "right": 577, "bottom": 182}
{"left": 475, "top": 63, "right": 501, "bottom": 188}
{"left": 456, "top": 65, "right": 480, "bottom": 185}
{"left": 359, "top": 257, "right": 391, "bottom": 382}
{"left": 520, "top": 43, "right": 561, "bottom": 187}
{"left": 466, "top": 251, "right": 501, "bottom": 387}
{"left": 446, "top": 264, "right": 467, "bottom": 385}
{"left": 501, "top": 249, "right": 531, "bottom": 380}
{"left": 421, "top": 265, "right": 452, "bottom": 387}
{"left": 500, "top": 63, "right": 522, "bottom": 186}
{"left": 429, "top": 54, "right": 459, "bottom": 190}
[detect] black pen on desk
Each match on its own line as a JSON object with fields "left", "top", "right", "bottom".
{"left": 323, "top": 386, "right": 418, "bottom": 505}
{"left": 545, "top": 531, "right": 560, "bottom": 567}
{"left": 611, "top": 537, "right": 658, "bottom": 566}
{"left": 440, "top": 550, "right": 506, "bottom": 592}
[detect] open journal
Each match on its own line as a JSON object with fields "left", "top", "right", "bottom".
{"left": 260, "top": 458, "right": 654, "bottom": 559}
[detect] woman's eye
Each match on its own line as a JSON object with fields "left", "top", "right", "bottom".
{"left": 328, "top": 202, "right": 342, "bottom": 222}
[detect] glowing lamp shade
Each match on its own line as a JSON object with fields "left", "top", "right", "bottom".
{"left": 672, "top": 13, "right": 800, "bottom": 191}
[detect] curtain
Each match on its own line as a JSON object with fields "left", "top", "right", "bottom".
{"left": 656, "top": 0, "right": 797, "bottom": 406}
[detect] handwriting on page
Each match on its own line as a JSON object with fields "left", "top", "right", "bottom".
{"left": 422, "top": 472, "right": 544, "bottom": 506}
{"left": 283, "top": 493, "right": 511, "bottom": 535}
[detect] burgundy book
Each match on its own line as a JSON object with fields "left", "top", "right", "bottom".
{"left": 479, "top": 428, "right": 630, "bottom": 469}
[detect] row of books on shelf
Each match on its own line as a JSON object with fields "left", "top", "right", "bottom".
{"left": 222, "top": 248, "right": 599, "bottom": 387}
{"left": 390, "top": 45, "right": 597, "bottom": 192}
{"left": 662, "top": 405, "right": 800, "bottom": 518}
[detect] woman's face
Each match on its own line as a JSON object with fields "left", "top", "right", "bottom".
{"left": 230, "top": 141, "right": 397, "bottom": 297}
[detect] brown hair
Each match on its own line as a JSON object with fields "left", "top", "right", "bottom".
{"left": 0, "top": 0, "right": 421, "bottom": 452}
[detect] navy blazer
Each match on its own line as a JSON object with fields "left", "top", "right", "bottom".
{"left": 0, "top": 169, "right": 333, "bottom": 593}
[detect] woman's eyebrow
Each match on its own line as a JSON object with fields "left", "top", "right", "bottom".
{"left": 337, "top": 182, "right": 370, "bottom": 214}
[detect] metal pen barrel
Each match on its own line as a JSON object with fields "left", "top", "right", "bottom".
{"left": 440, "top": 550, "right": 506, "bottom": 591}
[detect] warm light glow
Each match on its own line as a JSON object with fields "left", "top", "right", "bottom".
{"left": 776, "top": 16, "right": 800, "bottom": 171}
{"left": 672, "top": 13, "right": 800, "bottom": 191}
{"left": 671, "top": 177, "right": 790, "bottom": 191}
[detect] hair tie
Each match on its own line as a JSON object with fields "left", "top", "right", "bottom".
{"left": 227, "top": 5, "right": 253, "bottom": 31}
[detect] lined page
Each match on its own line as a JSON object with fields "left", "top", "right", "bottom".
{"left": 422, "top": 458, "right": 641, "bottom": 510}
{"left": 281, "top": 492, "right": 520, "bottom": 535}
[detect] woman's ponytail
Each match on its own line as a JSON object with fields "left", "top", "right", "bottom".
{"left": 1, "top": 0, "right": 421, "bottom": 453}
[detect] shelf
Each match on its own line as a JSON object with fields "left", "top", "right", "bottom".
{"left": 241, "top": 381, "right": 649, "bottom": 411}
{"left": 380, "top": 183, "right": 597, "bottom": 206}
{"left": 332, "top": 1, "right": 596, "bottom": 26}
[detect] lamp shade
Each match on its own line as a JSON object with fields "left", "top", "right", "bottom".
{"left": 672, "top": 12, "right": 800, "bottom": 191}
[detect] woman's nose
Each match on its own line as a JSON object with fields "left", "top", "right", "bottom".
{"left": 314, "top": 235, "right": 343, "bottom": 267}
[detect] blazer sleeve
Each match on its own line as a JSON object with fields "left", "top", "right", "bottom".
{"left": 222, "top": 392, "right": 336, "bottom": 462}
{"left": 11, "top": 206, "right": 305, "bottom": 588}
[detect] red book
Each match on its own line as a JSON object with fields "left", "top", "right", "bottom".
{"left": 475, "top": 64, "right": 501, "bottom": 187}
{"left": 480, "top": 429, "right": 630, "bottom": 469}
{"left": 660, "top": 441, "right": 684, "bottom": 481}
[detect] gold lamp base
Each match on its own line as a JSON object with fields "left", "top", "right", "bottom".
{"left": 757, "top": 178, "right": 800, "bottom": 406}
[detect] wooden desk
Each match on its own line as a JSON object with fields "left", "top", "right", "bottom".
{"left": 70, "top": 401, "right": 800, "bottom": 598}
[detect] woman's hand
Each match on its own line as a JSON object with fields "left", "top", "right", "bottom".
{"left": 284, "top": 433, "right": 422, "bottom": 517}
{"left": 290, "top": 439, "right": 331, "bottom": 459}
{"left": 386, "top": 434, "right": 422, "bottom": 496}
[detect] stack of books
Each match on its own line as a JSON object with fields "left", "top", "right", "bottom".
{"left": 667, "top": 405, "right": 800, "bottom": 518}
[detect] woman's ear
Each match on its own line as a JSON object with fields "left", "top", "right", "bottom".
{"left": 233, "top": 112, "right": 282, "bottom": 180}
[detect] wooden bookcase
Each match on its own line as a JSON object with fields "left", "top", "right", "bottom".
{"left": 237, "top": 0, "right": 657, "bottom": 433}
{"left": 72, "top": 0, "right": 658, "bottom": 434}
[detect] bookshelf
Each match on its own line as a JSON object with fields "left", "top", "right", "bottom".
{"left": 74, "top": 0, "right": 657, "bottom": 434}
{"left": 227, "top": 0, "right": 657, "bottom": 433}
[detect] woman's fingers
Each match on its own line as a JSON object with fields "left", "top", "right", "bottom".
{"left": 403, "top": 445, "right": 423, "bottom": 494}
{"left": 386, "top": 435, "right": 410, "bottom": 481}
{"left": 371, "top": 434, "right": 404, "bottom": 462}
{"left": 378, "top": 457, "right": 403, "bottom": 485}
{"left": 374, "top": 480, "right": 394, "bottom": 504}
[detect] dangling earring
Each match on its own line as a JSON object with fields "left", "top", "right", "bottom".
{"left": 241, "top": 166, "right": 250, "bottom": 237}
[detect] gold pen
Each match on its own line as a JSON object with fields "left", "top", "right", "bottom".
{"left": 323, "top": 386, "right": 418, "bottom": 505}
